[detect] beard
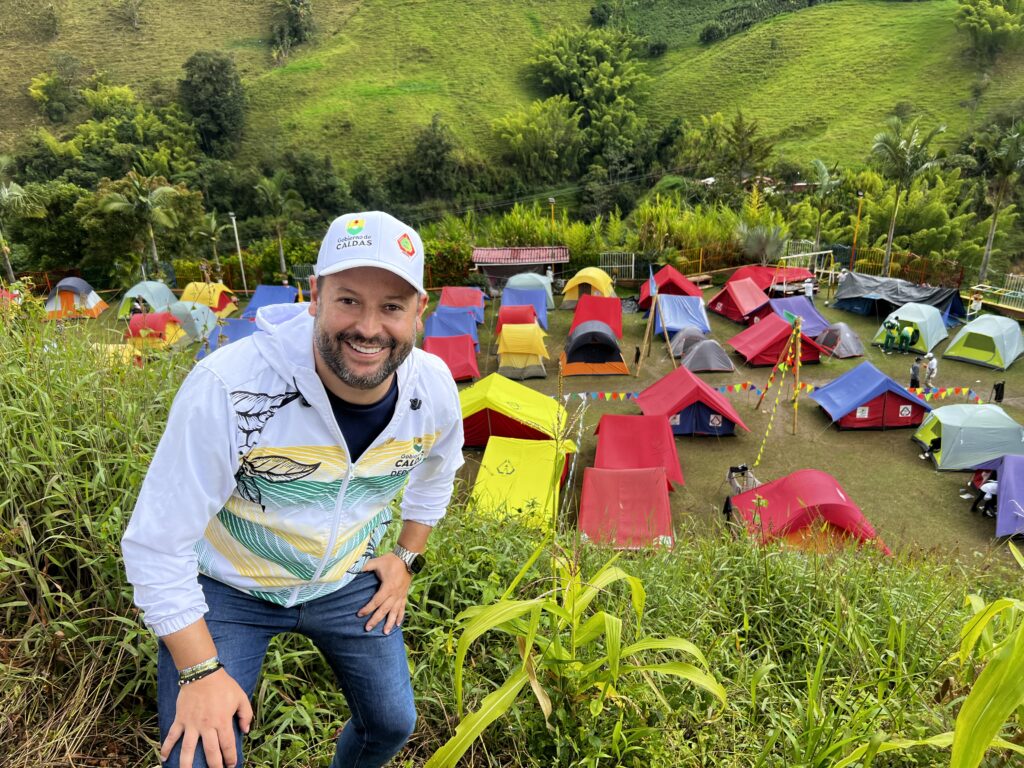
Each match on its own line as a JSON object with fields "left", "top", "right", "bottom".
{"left": 314, "top": 320, "right": 414, "bottom": 391}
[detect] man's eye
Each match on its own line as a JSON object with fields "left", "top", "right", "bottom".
{"left": 384, "top": 304, "right": 403, "bottom": 313}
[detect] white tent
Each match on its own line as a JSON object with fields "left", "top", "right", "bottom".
{"left": 871, "top": 302, "right": 947, "bottom": 353}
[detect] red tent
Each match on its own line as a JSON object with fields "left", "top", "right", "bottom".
{"left": 594, "top": 414, "right": 684, "bottom": 488}
{"left": 728, "top": 313, "right": 825, "bottom": 366}
{"left": 423, "top": 335, "right": 480, "bottom": 381}
{"left": 707, "top": 278, "right": 770, "bottom": 323}
{"left": 569, "top": 294, "right": 623, "bottom": 338}
{"left": 124, "top": 311, "right": 181, "bottom": 341}
{"left": 729, "top": 265, "right": 814, "bottom": 292}
{"left": 637, "top": 365, "right": 750, "bottom": 436}
{"left": 728, "top": 469, "right": 890, "bottom": 554}
{"left": 639, "top": 264, "right": 702, "bottom": 309}
{"left": 579, "top": 467, "right": 674, "bottom": 549}
{"left": 495, "top": 304, "right": 537, "bottom": 334}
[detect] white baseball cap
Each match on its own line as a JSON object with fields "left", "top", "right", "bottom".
{"left": 315, "top": 211, "right": 425, "bottom": 295}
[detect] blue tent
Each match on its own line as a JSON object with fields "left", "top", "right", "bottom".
{"left": 241, "top": 285, "right": 300, "bottom": 320}
{"left": 809, "top": 361, "right": 931, "bottom": 429}
{"left": 501, "top": 286, "right": 548, "bottom": 329}
{"left": 768, "top": 296, "right": 830, "bottom": 337}
{"left": 195, "top": 318, "right": 259, "bottom": 360}
{"left": 653, "top": 295, "right": 710, "bottom": 335}
{"left": 424, "top": 307, "right": 480, "bottom": 349}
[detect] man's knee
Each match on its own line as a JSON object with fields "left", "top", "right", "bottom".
{"left": 371, "top": 704, "right": 417, "bottom": 748}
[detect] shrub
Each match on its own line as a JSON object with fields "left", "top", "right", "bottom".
{"left": 647, "top": 40, "right": 668, "bottom": 57}
{"left": 699, "top": 22, "right": 727, "bottom": 44}
{"left": 589, "top": 2, "right": 613, "bottom": 26}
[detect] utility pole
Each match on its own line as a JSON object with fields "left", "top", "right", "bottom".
{"left": 229, "top": 212, "right": 248, "bottom": 294}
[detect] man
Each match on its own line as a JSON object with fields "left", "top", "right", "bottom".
{"left": 924, "top": 352, "right": 938, "bottom": 388}
{"left": 971, "top": 477, "right": 999, "bottom": 518}
{"left": 122, "top": 211, "right": 464, "bottom": 768}
{"left": 898, "top": 323, "right": 913, "bottom": 354}
{"left": 910, "top": 357, "right": 922, "bottom": 390}
{"left": 883, "top": 317, "right": 899, "bottom": 353}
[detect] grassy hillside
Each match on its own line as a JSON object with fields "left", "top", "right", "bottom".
{"left": 3, "top": 0, "right": 1024, "bottom": 173}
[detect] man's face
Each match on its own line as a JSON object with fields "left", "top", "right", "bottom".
{"left": 310, "top": 267, "right": 426, "bottom": 395}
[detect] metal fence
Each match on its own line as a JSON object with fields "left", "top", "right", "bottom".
{"left": 967, "top": 273, "right": 1024, "bottom": 315}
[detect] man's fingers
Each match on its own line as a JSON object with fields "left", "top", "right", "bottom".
{"left": 160, "top": 721, "right": 184, "bottom": 760}
{"left": 179, "top": 730, "right": 199, "bottom": 768}
{"left": 218, "top": 723, "right": 238, "bottom": 768}
{"left": 237, "top": 697, "right": 254, "bottom": 734}
{"left": 365, "top": 599, "right": 396, "bottom": 632}
{"left": 201, "top": 727, "right": 225, "bottom": 768}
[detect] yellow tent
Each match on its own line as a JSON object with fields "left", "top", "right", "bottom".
{"left": 561, "top": 267, "right": 614, "bottom": 309}
{"left": 471, "top": 437, "right": 574, "bottom": 532}
{"left": 460, "top": 373, "right": 575, "bottom": 448}
{"left": 497, "top": 322, "right": 548, "bottom": 379}
{"left": 180, "top": 282, "right": 238, "bottom": 318}
{"left": 90, "top": 343, "right": 141, "bottom": 366}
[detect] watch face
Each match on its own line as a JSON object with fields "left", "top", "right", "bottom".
{"left": 409, "top": 553, "right": 426, "bottom": 574}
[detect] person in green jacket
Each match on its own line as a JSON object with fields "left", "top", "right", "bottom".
{"left": 898, "top": 323, "right": 914, "bottom": 353}
{"left": 882, "top": 317, "right": 899, "bottom": 353}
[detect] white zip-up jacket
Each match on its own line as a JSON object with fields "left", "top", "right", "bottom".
{"left": 122, "top": 304, "right": 464, "bottom": 637}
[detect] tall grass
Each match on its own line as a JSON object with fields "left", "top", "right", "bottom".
{"left": 2, "top": 304, "right": 1021, "bottom": 766}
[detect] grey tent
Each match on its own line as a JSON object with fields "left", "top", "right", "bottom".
{"left": 560, "top": 320, "right": 629, "bottom": 375}
{"left": 815, "top": 322, "right": 864, "bottom": 358}
{"left": 118, "top": 280, "right": 176, "bottom": 318}
{"left": 669, "top": 326, "right": 707, "bottom": 358}
{"left": 682, "top": 339, "right": 735, "bottom": 372}
{"left": 833, "top": 272, "right": 966, "bottom": 325}
{"left": 506, "top": 272, "right": 555, "bottom": 309}
{"left": 167, "top": 300, "right": 218, "bottom": 343}
{"left": 913, "top": 404, "right": 1024, "bottom": 470}
{"left": 871, "top": 303, "right": 947, "bottom": 353}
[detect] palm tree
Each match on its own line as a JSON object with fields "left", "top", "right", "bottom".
{"left": 100, "top": 170, "right": 180, "bottom": 280}
{"left": 253, "top": 171, "right": 305, "bottom": 276}
{"left": 0, "top": 156, "right": 45, "bottom": 284}
{"left": 871, "top": 116, "right": 945, "bottom": 273}
{"left": 193, "top": 211, "right": 232, "bottom": 275}
{"left": 809, "top": 159, "right": 841, "bottom": 250}
{"left": 977, "top": 128, "right": 1024, "bottom": 283}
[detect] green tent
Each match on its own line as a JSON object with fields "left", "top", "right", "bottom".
{"left": 913, "top": 404, "right": 1024, "bottom": 470}
{"left": 117, "top": 280, "right": 176, "bottom": 318}
{"left": 943, "top": 315, "right": 1024, "bottom": 370}
{"left": 871, "top": 302, "right": 947, "bottom": 354}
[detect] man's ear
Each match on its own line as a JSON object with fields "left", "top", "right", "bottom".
{"left": 415, "top": 293, "right": 428, "bottom": 335}
{"left": 308, "top": 276, "right": 318, "bottom": 317}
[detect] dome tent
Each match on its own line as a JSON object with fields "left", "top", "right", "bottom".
{"left": 870, "top": 303, "right": 948, "bottom": 354}
{"left": 913, "top": 404, "right": 1024, "bottom": 470}
{"left": 44, "top": 277, "right": 108, "bottom": 320}
{"left": 117, "top": 280, "right": 175, "bottom": 318}
{"left": 815, "top": 322, "right": 864, "bottom": 359}
{"left": 560, "top": 320, "right": 629, "bottom": 376}
{"left": 943, "top": 315, "right": 1024, "bottom": 370}
{"left": 561, "top": 267, "right": 614, "bottom": 310}
{"left": 682, "top": 339, "right": 734, "bottom": 372}
{"left": 506, "top": 271, "right": 555, "bottom": 309}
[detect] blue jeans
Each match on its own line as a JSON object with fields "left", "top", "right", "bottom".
{"left": 157, "top": 573, "right": 416, "bottom": 768}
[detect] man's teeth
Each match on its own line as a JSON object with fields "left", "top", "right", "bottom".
{"left": 350, "top": 342, "right": 384, "bottom": 354}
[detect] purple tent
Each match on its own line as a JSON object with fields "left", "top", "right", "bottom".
{"left": 973, "top": 454, "right": 1024, "bottom": 537}
{"left": 501, "top": 286, "right": 548, "bottom": 329}
{"left": 766, "top": 296, "right": 830, "bottom": 337}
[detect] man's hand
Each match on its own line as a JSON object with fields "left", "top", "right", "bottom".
{"left": 359, "top": 553, "right": 413, "bottom": 635}
{"left": 160, "top": 668, "right": 253, "bottom": 768}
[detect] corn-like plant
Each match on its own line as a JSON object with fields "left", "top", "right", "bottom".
{"left": 424, "top": 545, "right": 726, "bottom": 767}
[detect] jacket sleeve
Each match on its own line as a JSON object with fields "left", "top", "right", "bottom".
{"left": 121, "top": 366, "right": 239, "bottom": 636}
{"left": 400, "top": 371, "right": 464, "bottom": 526}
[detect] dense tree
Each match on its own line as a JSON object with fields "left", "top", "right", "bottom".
{"left": 8, "top": 179, "right": 90, "bottom": 275}
{"left": 179, "top": 51, "right": 246, "bottom": 157}
{"left": 0, "top": 160, "right": 46, "bottom": 283}
{"left": 254, "top": 170, "right": 305, "bottom": 275}
{"left": 870, "top": 116, "right": 945, "bottom": 272}
{"left": 809, "top": 159, "right": 841, "bottom": 249}
{"left": 277, "top": 149, "right": 350, "bottom": 221}
{"left": 723, "top": 111, "right": 774, "bottom": 181}
{"left": 99, "top": 170, "right": 181, "bottom": 279}
{"left": 386, "top": 115, "right": 490, "bottom": 204}
{"left": 492, "top": 96, "right": 585, "bottom": 183}
{"left": 955, "top": 0, "right": 1023, "bottom": 61}
{"left": 192, "top": 211, "right": 232, "bottom": 274}
{"left": 975, "top": 127, "right": 1024, "bottom": 280}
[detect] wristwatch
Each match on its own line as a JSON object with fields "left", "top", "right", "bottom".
{"left": 392, "top": 544, "right": 426, "bottom": 575}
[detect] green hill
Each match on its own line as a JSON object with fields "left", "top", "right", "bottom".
{"left": 2, "top": 0, "right": 1023, "bottom": 173}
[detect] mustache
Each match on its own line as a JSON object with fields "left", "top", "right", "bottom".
{"left": 335, "top": 331, "right": 396, "bottom": 349}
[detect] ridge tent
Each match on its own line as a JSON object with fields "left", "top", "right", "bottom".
{"left": 728, "top": 313, "right": 826, "bottom": 366}
{"left": 972, "top": 454, "right": 1024, "bottom": 537}
{"left": 943, "top": 315, "right": 1024, "bottom": 370}
{"left": 506, "top": 271, "right": 555, "bottom": 309}
{"left": 180, "top": 282, "right": 237, "bottom": 318}
{"left": 560, "top": 320, "right": 630, "bottom": 376}
{"left": 669, "top": 327, "right": 708, "bottom": 358}
{"left": 727, "top": 469, "right": 889, "bottom": 553}
{"left": 44, "top": 277, "right": 108, "bottom": 320}
{"left": 729, "top": 264, "right": 814, "bottom": 293}
{"left": 652, "top": 295, "right": 711, "bottom": 335}
{"left": 871, "top": 303, "right": 948, "bottom": 353}
{"left": 117, "top": 280, "right": 175, "bottom": 318}
{"left": 496, "top": 322, "right": 548, "bottom": 379}
{"left": 470, "top": 437, "right": 572, "bottom": 532}
{"left": 240, "top": 285, "right": 300, "bottom": 320}
{"left": 501, "top": 286, "right": 548, "bottom": 329}
{"left": 439, "top": 286, "right": 486, "bottom": 323}
{"left": 760, "top": 296, "right": 830, "bottom": 337}
{"left": 495, "top": 304, "right": 538, "bottom": 335}
{"left": 578, "top": 467, "right": 674, "bottom": 549}
{"left": 167, "top": 300, "right": 218, "bottom": 342}
{"left": 195, "top": 318, "right": 258, "bottom": 360}
{"left": 913, "top": 404, "right": 1024, "bottom": 470}
{"left": 639, "top": 264, "right": 702, "bottom": 310}
{"left": 424, "top": 306, "right": 479, "bottom": 350}
{"left": 594, "top": 414, "right": 684, "bottom": 488}
{"left": 569, "top": 294, "right": 623, "bottom": 338}
{"left": 809, "top": 361, "right": 930, "bottom": 429}
{"left": 707, "top": 277, "right": 770, "bottom": 323}
{"left": 833, "top": 272, "right": 966, "bottom": 325}
{"left": 637, "top": 364, "right": 750, "bottom": 436}
{"left": 682, "top": 339, "right": 735, "bottom": 372}
{"left": 460, "top": 373, "right": 573, "bottom": 447}
{"left": 561, "top": 266, "right": 614, "bottom": 310}
{"left": 815, "top": 322, "right": 864, "bottom": 358}
{"left": 124, "top": 312, "right": 186, "bottom": 350}
{"left": 423, "top": 335, "right": 480, "bottom": 381}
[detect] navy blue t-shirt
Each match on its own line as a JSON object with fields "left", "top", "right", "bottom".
{"left": 325, "top": 376, "right": 399, "bottom": 462}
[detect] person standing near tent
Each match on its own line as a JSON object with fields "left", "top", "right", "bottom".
{"left": 121, "top": 211, "right": 464, "bottom": 768}
{"left": 803, "top": 278, "right": 815, "bottom": 303}
{"left": 971, "top": 477, "right": 998, "bottom": 518}
{"left": 898, "top": 323, "right": 913, "bottom": 354}
{"left": 910, "top": 357, "right": 922, "bottom": 390}
{"left": 883, "top": 317, "right": 899, "bottom": 353}
{"left": 924, "top": 352, "right": 938, "bottom": 388}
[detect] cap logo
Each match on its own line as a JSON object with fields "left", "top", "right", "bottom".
{"left": 397, "top": 233, "right": 416, "bottom": 258}
{"left": 346, "top": 219, "right": 365, "bottom": 235}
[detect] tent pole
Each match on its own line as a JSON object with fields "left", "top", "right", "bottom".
{"left": 657, "top": 295, "right": 677, "bottom": 369}
{"left": 792, "top": 318, "right": 802, "bottom": 435}
{"left": 635, "top": 296, "right": 655, "bottom": 377}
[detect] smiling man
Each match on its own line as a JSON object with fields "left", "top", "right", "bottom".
{"left": 122, "top": 211, "right": 464, "bottom": 768}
